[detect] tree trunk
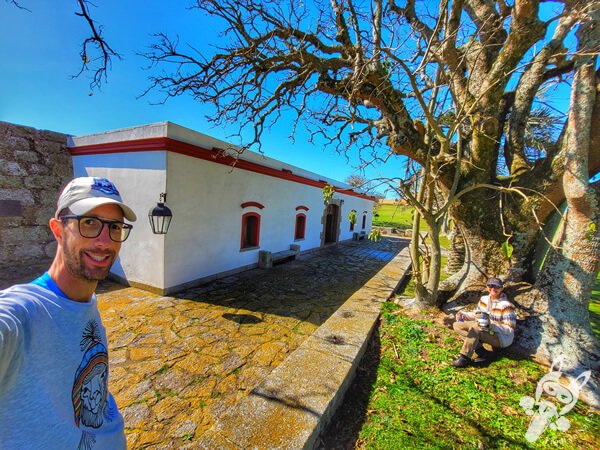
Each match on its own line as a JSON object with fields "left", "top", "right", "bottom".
{"left": 446, "top": 226, "right": 465, "bottom": 275}
{"left": 439, "top": 221, "right": 509, "bottom": 308}
{"left": 516, "top": 12, "right": 600, "bottom": 407}
{"left": 427, "top": 220, "right": 442, "bottom": 300}
{"left": 440, "top": 179, "right": 565, "bottom": 300}
{"left": 410, "top": 163, "right": 439, "bottom": 307}
{"left": 411, "top": 212, "right": 439, "bottom": 307}
{"left": 440, "top": 187, "right": 514, "bottom": 299}
{"left": 409, "top": 164, "right": 445, "bottom": 307}
{"left": 517, "top": 204, "right": 600, "bottom": 407}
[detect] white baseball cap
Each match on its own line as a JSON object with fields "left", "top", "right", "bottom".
{"left": 56, "top": 177, "right": 137, "bottom": 222}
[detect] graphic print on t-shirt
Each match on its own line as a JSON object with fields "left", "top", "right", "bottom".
{"left": 72, "top": 320, "right": 113, "bottom": 450}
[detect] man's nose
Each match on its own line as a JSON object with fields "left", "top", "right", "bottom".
{"left": 95, "top": 224, "right": 114, "bottom": 246}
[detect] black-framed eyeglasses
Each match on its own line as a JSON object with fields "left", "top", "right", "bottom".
{"left": 61, "top": 215, "right": 133, "bottom": 242}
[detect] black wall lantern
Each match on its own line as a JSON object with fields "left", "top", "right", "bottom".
{"left": 148, "top": 193, "right": 173, "bottom": 235}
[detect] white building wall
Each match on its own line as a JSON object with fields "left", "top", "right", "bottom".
{"left": 69, "top": 122, "right": 375, "bottom": 293}
{"left": 163, "top": 152, "right": 369, "bottom": 290}
{"left": 337, "top": 195, "right": 373, "bottom": 240}
{"left": 72, "top": 151, "right": 168, "bottom": 288}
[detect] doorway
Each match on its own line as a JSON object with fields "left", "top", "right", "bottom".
{"left": 323, "top": 203, "right": 340, "bottom": 245}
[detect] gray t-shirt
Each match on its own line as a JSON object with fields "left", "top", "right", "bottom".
{"left": 0, "top": 276, "right": 126, "bottom": 450}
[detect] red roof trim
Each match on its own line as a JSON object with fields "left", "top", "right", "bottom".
{"left": 68, "top": 137, "right": 377, "bottom": 201}
{"left": 295, "top": 205, "right": 309, "bottom": 211}
{"left": 67, "top": 137, "right": 167, "bottom": 155}
{"left": 241, "top": 201, "right": 265, "bottom": 209}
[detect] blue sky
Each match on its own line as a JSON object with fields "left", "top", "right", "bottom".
{"left": 1, "top": 1, "right": 581, "bottom": 193}
{"left": 0, "top": 0, "right": 408, "bottom": 193}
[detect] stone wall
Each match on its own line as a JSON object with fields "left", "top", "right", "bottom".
{"left": 0, "top": 121, "right": 72, "bottom": 286}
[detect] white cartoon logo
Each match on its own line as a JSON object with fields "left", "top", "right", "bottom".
{"left": 519, "top": 357, "right": 591, "bottom": 442}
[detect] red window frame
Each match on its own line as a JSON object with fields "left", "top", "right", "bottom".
{"left": 361, "top": 213, "right": 367, "bottom": 230}
{"left": 240, "top": 212, "right": 261, "bottom": 249}
{"left": 295, "top": 213, "right": 306, "bottom": 240}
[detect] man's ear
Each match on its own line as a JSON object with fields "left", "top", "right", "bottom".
{"left": 49, "top": 217, "right": 63, "bottom": 242}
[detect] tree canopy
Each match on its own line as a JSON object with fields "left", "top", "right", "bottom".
{"left": 143, "top": 0, "right": 600, "bottom": 401}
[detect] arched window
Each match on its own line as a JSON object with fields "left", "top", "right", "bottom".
{"left": 349, "top": 209, "right": 357, "bottom": 231}
{"left": 241, "top": 212, "right": 261, "bottom": 249}
{"left": 361, "top": 212, "right": 367, "bottom": 229}
{"left": 295, "top": 213, "right": 306, "bottom": 240}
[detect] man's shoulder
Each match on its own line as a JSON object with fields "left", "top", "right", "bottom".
{"left": 479, "top": 295, "right": 491, "bottom": 305}
{"left": 1, "top": 282, "right": 50, "bottom": 296}
{"left": 0, "top": 283, "right": 53, "bottom": 313}
{"left": 496, "top": 296, "right": 515, "bottom": 309}
{"left": 0, "top": 285, "right": 50, "bottom": 342}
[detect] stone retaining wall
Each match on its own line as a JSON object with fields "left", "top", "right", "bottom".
{"left": 0, "top": 122, "right": 72, "bottom": 278}
{"left": 196, "top": 246, "right": 412, "bottom": 449}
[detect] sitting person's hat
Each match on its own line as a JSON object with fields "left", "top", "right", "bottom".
{"left": 56, "top": 177, "right": 137, "bottom": 222}
{"left": 486, "top": 277, "right": 504, "bottom": 288}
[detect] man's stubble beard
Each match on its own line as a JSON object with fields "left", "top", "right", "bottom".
{"left": 62, "top": 240, "right": 116, "bottom": 282}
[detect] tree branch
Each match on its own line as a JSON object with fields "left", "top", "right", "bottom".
{"left": 73, "top": 0, "right": 121, "bottom": 89}
{"left": 6, "top": 0, "right": 31, "bottom": 12}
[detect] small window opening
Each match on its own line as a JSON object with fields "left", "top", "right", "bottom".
{"left": 295, "top": 214, "right": 306, "bottom": 240}
{"left": 241, "top": 213, "right": 260, "bottom": 249}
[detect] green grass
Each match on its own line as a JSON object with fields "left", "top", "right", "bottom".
{"left": 355, "top": 231, "right": 599, "bottom": 448}
{"left": 373, "top": 204, "right": 415, "bottom": 229}
{"left": 357, "top": 301, "right": 599, "bottom": 449}
{"left": 591, "top": 271, "right": 600, "bottom": 340}
{"left": 372, "top": 204, "right": 450, "bottom": 248}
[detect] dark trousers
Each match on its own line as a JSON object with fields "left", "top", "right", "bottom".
{"left": 453, "top": 321, "right": 502, "bottom": 358}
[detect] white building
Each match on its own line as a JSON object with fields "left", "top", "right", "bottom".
{"left": 68, "top": 122, "right": 375, "bottom": 294}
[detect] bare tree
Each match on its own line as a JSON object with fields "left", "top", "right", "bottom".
{"left": 142, "top": 0, "right": 600, "bottom": 394}
{"left": 6, "top": 0, "right": 120, "bottom": 89}
{"left": 73, "top": 0, "right": 120, "bottom": 89}
{"left": 10, "top": 0, "right": 597, "bottom": 399}
{"left": 344, "top": 174, "right": 383, "bottom": 197}
{"left": 345, "top": 174, "right": 369, "bottom": 189}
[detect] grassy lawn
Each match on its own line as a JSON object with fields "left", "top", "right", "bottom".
{"left": 373, "top": 203, "right": 414, "bottom": 229}
{"left": 356, "top": 302, "right": 599, "bottom": 449}
{"left": 322, "top": 211, "right": 600, "bottom": 448}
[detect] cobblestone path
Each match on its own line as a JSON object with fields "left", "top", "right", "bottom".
{"left": 95, "top": 237, "right": 407, "bottom": 449}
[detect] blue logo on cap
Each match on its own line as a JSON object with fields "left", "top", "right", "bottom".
{"left": 92, "top": 178, "right": 120, "bottom": 196}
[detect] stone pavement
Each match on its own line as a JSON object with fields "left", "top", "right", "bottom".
{"left": 196, "top": 238, "right": 411, "bottom": 449}
{"left": 96, "top": 237, "right": 411, "bottom": 449}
